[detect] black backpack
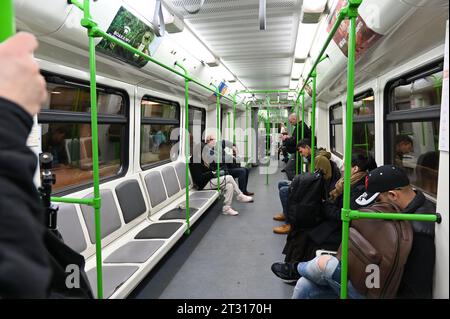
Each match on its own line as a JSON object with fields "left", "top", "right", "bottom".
{"left": 286, "top": 171, "right": 327, "bottom": 229}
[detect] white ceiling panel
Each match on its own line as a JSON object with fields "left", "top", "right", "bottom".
{"left": 164, "top": 0, "right": 304, "bottom": 90}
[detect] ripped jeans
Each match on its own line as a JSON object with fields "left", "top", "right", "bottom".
{"left": 292, "top": 256, "right": 365, "bottom": 299}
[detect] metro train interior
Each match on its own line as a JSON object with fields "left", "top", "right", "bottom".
{"left": 1, "top": 0, "right": 449, "bottom": 302}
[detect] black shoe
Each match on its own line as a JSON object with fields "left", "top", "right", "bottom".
{"left": 243, "top": 191, "right": 254, "bottom": 196}
{"left": 271, "top": 262, "right": 300, "bottom": 283}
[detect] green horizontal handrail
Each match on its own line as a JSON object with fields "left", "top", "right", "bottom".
{"left": 88, "top": 27, "right": 234, "bottom": 103}
{"left": 51, "top": 197, "right": 95, "bottom": 206}
{"left": 348, "top": 210, "right": 441, "bottom": 223}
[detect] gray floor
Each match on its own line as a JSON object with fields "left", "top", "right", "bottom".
{"left": 130, "top": 164, "right": 294, "bottom": 299}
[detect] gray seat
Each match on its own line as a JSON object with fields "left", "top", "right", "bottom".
{"left": 161, "top": 166, "right": 180, "bottom": 197}
{"left": 115, "top": 179, "right": 147, "bottom": 224}
{"left": 175, "top": 161, "right": 191, "bottom": 189}
{"left": 144, "top": 171, "right": 167, "bottom": 207}
{"left": 190, "top": 190, "right": 217, "bottom": 199}
{"left": 104, "top": 240, "right": 165, "bottom": 263}
{"left": 135, "top": 222, "right": 184, "bottom": 239}
{"left": 160, "top": 208, "right": 199, "bottom": 220}
{"left": 179, "top": 198, "right": 211, "bottom": 209}
{"left": 80, "top": 190, "right": 122, "bottom": 244}
{"left": 57, "top": 203, "right": 87, "bottom": 253}
{"left": 87, "top": 265, "right": 139, "bottom": 299}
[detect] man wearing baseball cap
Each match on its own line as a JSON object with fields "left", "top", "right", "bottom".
{"left": 356, "top": 165, "right": 436, "bottom": 298}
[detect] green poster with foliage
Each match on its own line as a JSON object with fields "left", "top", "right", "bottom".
{"left": 97, "top": 6, "right": 158, "bottom": 68}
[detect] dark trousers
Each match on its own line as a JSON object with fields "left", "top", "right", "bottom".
{"left": 227, "top": 167, "right": 249, "bottom": 193}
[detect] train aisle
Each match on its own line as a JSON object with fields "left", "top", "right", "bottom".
{"left": 130, "top": 164, "right": 293, "bottom": 299}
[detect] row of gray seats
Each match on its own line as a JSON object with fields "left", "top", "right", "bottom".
{"left": 56, "top": 161, "right": 219, "bottom": 298}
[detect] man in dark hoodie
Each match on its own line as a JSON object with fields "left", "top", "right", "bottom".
{"left": 0, "top": 33, "right": 93, "bottom": 298}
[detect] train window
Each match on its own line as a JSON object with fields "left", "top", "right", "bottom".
{"left": 353, "top": 90, "right": 375, "bottom": 158}
{"left": 188, "top": 106, "right": 206, "bottom": 149}
{"left": 39, "top": 74, "right": 128, "bottom": 194}
{"left": 329, "top": 103, "right": 343, "bottom": 156}
{"left": 43, "top": 83, "right": 125, "bottom": 115}
{"left": 385, "top": 60, "right": 443, "bottom": 197}
{"left": 140, "top": 96, "right": 180, "bottom": 168}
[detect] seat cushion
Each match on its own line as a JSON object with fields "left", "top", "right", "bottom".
{"left": 179, "top": 198, "right": 210, "bottom": 209}
{"left": 190, "top": 190, "right": 217, "bottom": 199}
{"left": 134, "top": 222, "right": 184, "bottom": 239}
{"left": 104, "top": 240, "right": 165, "bottom": 263}
{"left": 159, "top": 208, "right": 199, "bottom": 220}
{"left": 87, "top": 265, "right": 139, "bottom": 298}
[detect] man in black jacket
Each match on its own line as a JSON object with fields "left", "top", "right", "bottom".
{"left": 0, "top": 33, "right": 92, "bottom": 298}
{"left": 271, "top": 165, "right": 436, "bottom": 299}
{"left": 0, "top": 32, "right": 50, "bottom": 297}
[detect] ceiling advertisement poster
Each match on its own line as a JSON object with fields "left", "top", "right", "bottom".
{"left": 96, "top": 6, "right": 161, "bottom": 68}
{"left": 327, "top": 0, "right": 382, "bottom": 60}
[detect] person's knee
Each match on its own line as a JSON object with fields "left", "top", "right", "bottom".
{"left": 317, "top": 255, "right": 333, "bottom": 272}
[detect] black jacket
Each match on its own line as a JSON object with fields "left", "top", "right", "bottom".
{"left": 284, "top": 122, "right": 311, "bottom": 154}
{"left": 397, "top": 190, "right": 436, "bottom": 299}
{"left": 307, "top": 178, "right": 366, "bottom": 247}
{"left": 189, "top": 143, "right": 215, "bottom": 190}
{"left": 0, "top": 98, "right": 52, "bottom": 298}
{"left": 0, "top": 98, "right": 93, "bottom": 298}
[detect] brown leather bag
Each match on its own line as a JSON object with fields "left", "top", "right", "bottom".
{"left": 337, "top": 202, "right": 413, "bottom": 298}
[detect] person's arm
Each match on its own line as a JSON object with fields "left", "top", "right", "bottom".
{"left": 0, "top": 33, "right": 50, "bottom": 298}
{"left": 0, "top": 98, "right": 52, "bottom": 298}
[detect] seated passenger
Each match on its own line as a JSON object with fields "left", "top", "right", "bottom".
{"left": 273, "top": 154, "right": 376, "bottom": 274}
{"left": 222, "top": 141, "right": 254, "bottom": 196}
{"left": 189, "top": 136, "right": 253, "bottom": 216}
{"left": 272, "top": 165, "right": 436, "bottom": 299}
{"left": 281, "top": 114, "right": 311, "bottom": 179}
{"left": 273, "top": 139, "right": 335, "bottom": 235}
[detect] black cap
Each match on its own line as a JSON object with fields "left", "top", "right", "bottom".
{"left": 355, "top": 165, "right": 410, "bottom": 206}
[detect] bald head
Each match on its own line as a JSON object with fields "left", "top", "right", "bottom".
{"left": 288, "top": 113, "right": 297, "bottom": 125}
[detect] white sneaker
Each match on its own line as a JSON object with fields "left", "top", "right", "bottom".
{"left": 237, "top": 193, "right": 253, "bottom": 203}
{"left": 222, "top": 206, "right": 239, "bottom": 216}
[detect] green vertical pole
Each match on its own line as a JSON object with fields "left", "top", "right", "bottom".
{"left": 310, "top": 71, "right": 317, "bottom": 172}
{"left": 175, "top": 62, "right": 191, "bottom": 235}
{"left": 211, "top": 83, "right": 221, "bottom": 192}
{"left": 266, "top": 107, "right": 270, "bottom": 185}
{"left": 300, "top": 92, "right": 305, "bottom": 173}
{"left": 295, "top": 99, "right": 300, "bottom": 175}
{"left": 82, "top": 0, "right": 103, "bottom": 299}
{"left": 340, "top": 0, "right": 361, "bottom": 299}
{"left": 0, "top": 0, "right": 15, "bottom": 42}
{"left": 245, "top": 102, "right": 249, "bottom": 163}
{"left": 227, "top": 112, "right": 231, "bottom": 138}
{"left": 233, "top": 94, "right": 237, "bottom": 145}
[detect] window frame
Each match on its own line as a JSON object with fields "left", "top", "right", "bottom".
{"left": 352, "top": 89, "right": 375, "bottom": 156}
{"left": 188, "top": 105, "right": 206, "bottom": 142}
{"left": 329, "top": 102, "right": 343, "bottom": 158}
{"left": 383, "top": 59, "right": 444, "bottom": 198}
{"left": 140, "top": 95, "right": 180, "bottom": 170}
{"left": 39, "top": 71, "right": 130, "bottom": 196}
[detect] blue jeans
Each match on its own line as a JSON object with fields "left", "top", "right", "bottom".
{"left": 228, "top": 167, "right": 249, "bottom": 193}
{"left": 278, "top": 180, "right": 290, "bottom": 217}
{"left": 292, "top": 256, "right": 365, "bottom": 299}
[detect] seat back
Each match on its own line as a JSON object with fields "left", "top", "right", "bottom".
{"left": 115, "top": 179, "right": 147, "bottom": 224}
{"left": 161, "top": 166, "right": 181, "bottom": 198}
{"left": 174, "top": 161, "right": 191, "bottom": 190}
{"left": 57, "top": 203, "right": 88, "bottom": 253}
{"left": 144, "top": 170, "right": 168, "bottom": 213}
{"left": 80, "top": 189, "right": 122, "bottom": 244}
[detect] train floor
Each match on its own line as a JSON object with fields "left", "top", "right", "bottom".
{"left": 129, "top": 162, "right": 294, "bottom": 299}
